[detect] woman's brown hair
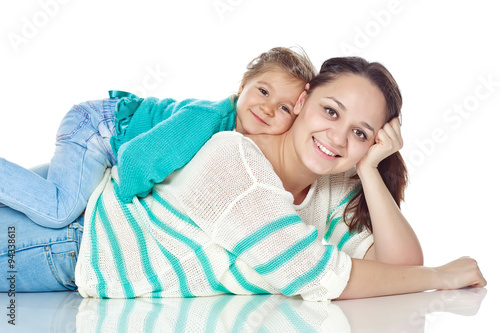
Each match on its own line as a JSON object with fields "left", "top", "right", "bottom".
{"left": 308, "top": 57, "right": 407, "bottom": 233}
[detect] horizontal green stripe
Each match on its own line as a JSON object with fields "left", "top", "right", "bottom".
{"left": 324, "top": 187, "right": 360, "bottom": 242}
{"left": 144, "top": 196, "right": 230, "bottom": 294}
{"left": 337, "top": 230, "right": 356, "bottom": 251}
{"left": 152, "top": 190, "right": 200, "bottom": 229}
{"left": 133, "top": 198, "right": 194, "bottom": 297}
{"left": 227, "top": 252, "right": 269, "bottom": 294}
{"left": 254, "top": 229, "right": 318, "bottom": 275}
{"left": 279, "top": 245, "right": 334, "bottom": 296}
{"left": 324, "top": 216, "right": 341, "bottom": 243}
{"left": 232, "top": 215, "right": 302, "bottom": 257}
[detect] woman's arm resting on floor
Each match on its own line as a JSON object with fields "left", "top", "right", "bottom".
{"left": 337, "top": 256, "right": 486, "bottom": 300}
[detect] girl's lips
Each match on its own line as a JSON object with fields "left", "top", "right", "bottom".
{"left": 251, "top": 111, "right": 268, "bottom": 125}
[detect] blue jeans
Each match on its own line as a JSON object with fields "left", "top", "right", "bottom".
{"left": 0, "top": 205, "right": 83, "bottom": 292}
{"left": 0, "top": 98, "right": 117, "bottom": 228}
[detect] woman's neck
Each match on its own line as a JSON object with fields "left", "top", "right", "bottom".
{"left": 247, "top": 133, "right": 319, "bottom": 205}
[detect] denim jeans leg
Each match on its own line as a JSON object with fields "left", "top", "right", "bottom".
{"left": 0, "top": 98, "right": 117, "bottom": 228}
{"left": 0, "top": 205, "right": 83, "bottom": 292}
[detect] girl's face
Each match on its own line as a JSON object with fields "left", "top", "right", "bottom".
{"left": 236, "top": 69, "right": 305, "bottom": 135}
{"left": 292, "top": 74, "right": 387, "bottom": 176}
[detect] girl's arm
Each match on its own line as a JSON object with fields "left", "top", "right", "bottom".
{"left": 113, "top": 97, "right": 236, "bottom": 202}
{"left": 338, "top": 256, "right": 486, "bottom": 300}
{"left": 357, "top": 118, "right": 423, "bottom": 265}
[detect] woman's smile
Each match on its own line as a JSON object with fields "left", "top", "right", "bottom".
{"left": 312, "top": 136, "right": 341, "bottom": 159}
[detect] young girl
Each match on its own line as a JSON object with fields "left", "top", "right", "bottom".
{"left": 0, "top": 47, "right": 315, "bottom": 228}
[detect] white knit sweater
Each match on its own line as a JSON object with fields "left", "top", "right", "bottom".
{"left": 75, "top": 132, "right": 373, "bottom": 301}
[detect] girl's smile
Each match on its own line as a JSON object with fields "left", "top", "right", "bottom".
{"left": 251, "top": 110, "right": 268, "bottom": 125}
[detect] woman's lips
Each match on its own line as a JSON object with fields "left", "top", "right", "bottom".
{"left": 313, "top": 137, "right": 341, "bottom": 159}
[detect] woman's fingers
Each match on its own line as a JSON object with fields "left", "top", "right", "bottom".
{"left": 436, "top": 257, "right": 487, "bottom": 290}
{"left": 381, "top": 118, "right": 403, "bottom": 151}
{"left": 357, "top": 118, "right": 404, "bottom": 169}
{"left": 374, "top": 124, "right": 402, "bottom": 156}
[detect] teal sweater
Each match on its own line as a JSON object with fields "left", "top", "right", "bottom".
{"left": 109, "top": 92, "right": 237, "bottom": 202}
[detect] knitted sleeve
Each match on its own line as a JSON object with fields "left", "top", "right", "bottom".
{"left": 169, "top": 132, "right": 353, "bottom": 301}
{"left": 111, "top": 96, "right": 176, "bottom": 154}
{"left": 322, "top": 174, "right": 374, "bottom": 259}
{"left": 113, "top": 97, "right": 237, "bottom": 202}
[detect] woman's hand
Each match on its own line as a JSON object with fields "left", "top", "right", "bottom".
{"left": 434, "top": 257, "right": 487, "bottom": 290}
{"left": 357, "top": 117, "right": 403, "bottom": 171}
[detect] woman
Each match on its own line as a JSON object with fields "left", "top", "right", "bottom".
{"left": 73, "top": 57, "right": 485, "bottom": 301}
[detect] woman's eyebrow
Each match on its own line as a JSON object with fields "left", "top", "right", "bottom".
{"left": 326, "top": 97, "right": 375, "bottom": 134}
{"left": 361, "top": 121, "right": 375, "bottom": 134}
{"left": 326, "top": 96, "right": 346, "bottom": 111}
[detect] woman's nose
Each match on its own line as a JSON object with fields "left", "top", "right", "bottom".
{"left": 327, "top": 126, "right": 347, "bottom": 148}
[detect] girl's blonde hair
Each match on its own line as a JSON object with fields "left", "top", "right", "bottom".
{"left": 238, "top": 47, "right": 316, "bottom": 95}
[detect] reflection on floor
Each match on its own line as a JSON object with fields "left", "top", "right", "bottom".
{"left": 0, "top": 287, "right": 490, "bottom": 332}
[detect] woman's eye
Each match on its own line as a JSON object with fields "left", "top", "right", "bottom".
{"left": 353, "top": 129, "right": 367, "bottom": 140}
{"left": 324, "top": 107, "right": 338, "bottom": 118}
{"left": 280, "top": 105, "right": 291, "bottom": 113}
{"left": 259, "top": 88, "right": 269, "bottom": 96}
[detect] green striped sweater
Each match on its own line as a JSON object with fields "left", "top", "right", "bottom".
{"left": 75, "top": 132, "right": 373, "bottom": 301}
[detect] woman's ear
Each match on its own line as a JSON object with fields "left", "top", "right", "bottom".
{"left": 293, "top": 84, "right": 309, "bottom": 116}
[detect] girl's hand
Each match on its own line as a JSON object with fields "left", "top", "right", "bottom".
{"left": 357, "top": 117, "right": 403, "bottom": 171}
{"left": 434, "top": 257, "right": 487, "bottom": 290}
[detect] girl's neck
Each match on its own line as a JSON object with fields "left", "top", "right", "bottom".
{"left": 247, "top": 133, "right": 319, "bottom": 205}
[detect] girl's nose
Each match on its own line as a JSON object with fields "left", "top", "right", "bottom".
{"left": 260, "top": 103, "right": 275, "bottom": 117}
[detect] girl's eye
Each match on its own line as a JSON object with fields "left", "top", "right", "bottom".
{"left": 324, "top": 107, "right": 338, "bottom": 118}
{"left": 280, "top": 105, "right": 291, "bottom": 114}
{"left": 259, "top": 88, "right": 269, "bottom": 97}
{"left": 353, "top": 129, "right": 367, "bottom": 140}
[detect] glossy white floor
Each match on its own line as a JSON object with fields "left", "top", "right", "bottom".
{"left": 0, "top": 284, "right": 495, "bottom": 332}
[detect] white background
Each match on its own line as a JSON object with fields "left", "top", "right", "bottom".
{"left": 1, "top": 0, "right": 498, "bottom": 331}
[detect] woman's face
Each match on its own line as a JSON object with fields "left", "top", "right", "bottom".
{"left": 292, "top": 74, "right": 387, "bottom": 176}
